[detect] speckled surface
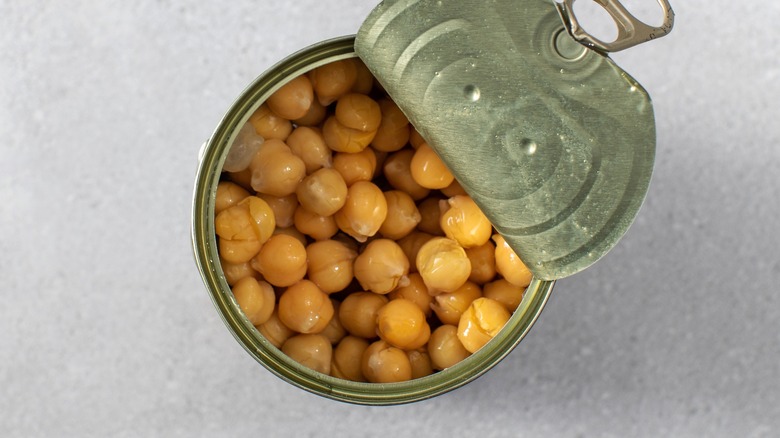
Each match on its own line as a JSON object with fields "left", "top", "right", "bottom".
{"left": 2, "top": 1, "right": 779, "bottom": 437}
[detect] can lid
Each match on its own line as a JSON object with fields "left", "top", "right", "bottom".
{"left": 355, "top": 0, "right": 659, "bottom": 281}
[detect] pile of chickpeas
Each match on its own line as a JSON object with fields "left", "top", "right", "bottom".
{"left": 214, "top": 58, "right": 533, "bottom": 383}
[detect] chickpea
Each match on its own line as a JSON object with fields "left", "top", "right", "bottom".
{"left": 416, "top": 196, "right": 445, "bottom": 236}
{"left": 378, "top": 190, "right": 421, "bottom": 240}
{"left": 371, "top": 99, "right": 410, "bottom": 153}
{"left": 376, "top": 299, "right": 428, "bottom": 349}
{"left": 250, "top": 143, "right": 306, "bottom": 197}
{"left": 282, "top": 334, "right": 332, "bottom": 375}
{"left": 220, "top": 259, "right": 260, "bottom": 286}
{"left": 483, "top": 278, "right": 526, "bottom": 312}
{"left": 351, "top": 60, "right": 374, "bottom": 94}
{"left": 334, "top": 181, "right": 387, "bottom": 242}
{"left": 225, "top": 122, "right": 264, "bottom": 173}
{"left": 231, "top": 277, "right": 275, "bottom": 326}
{"left": 431, "top": 281, "right": 482, "bottom": 325}
{"left": 320, "top": 299, "right": 347, "bottom": 345}
{"left": 258, "top": 193, "right": 298, "bottom": 228}
{"left": 440, "top": 178, "right": 468, "bottom": 198}
{"left": 409, "top": 127, "right": 426, "bottom": 149}
{"left": 322, "top": 115, "right": 377, "bottom": 153}
{"left": 309, "top": 59, "right": 358, "bottom": 105}
{"left": 249, "top": 104, "right": 292, "bottom": 141}
{"left": 331, "top": 336, "right": 370, "bottom": 382}
{"left": 267, "top": 75, "right": 314, "bottom": 120}
{"left": 215, "top": 196, "right": 275, "bottom": 242}
{"left": 428, "top": 325, "right": 471, "bottom": 370}
{"left": 492, "top": 234, "right": 533, "bottom": 288}
{"left": 332, "top": 148, "right": 377, "bottom": 186}
{"left": 292, "top": 97, "right": 327, "bottom": 127}
{"left": 285, "top": 126, "right": 332, "bottom": 173}
{"left": 383, "top": 149, "right": 430, "bottom": 201}
{"left": 416, "top": 237, "right": 472, "bottom": 294}
{"left": 362, "top": 340, "right": 412, "bottom": 383}
{"left": 293, "top": 206, "right": 338, "bottom": 241}
{"left": 218, "top": 238, "right": 262, "bottom": 264}
{"left": 215, "top": 181, "right": 250, "bottom": 215}
{"left": 407, "top": 349, "right": 434, "bottom": 379}
{"left": 338, "top": 291, "right": 388, "bottom": 339}
{"left": 272, "top": 226, "right": 308, "bottom": 247}
{"left": 388, "top": 273, "right": 433, "bottom": 317}
{"left": 227, "top": 168, "right": 253, "bottom": 191}
{"left": 306, "top": 240, "right": 357, "bottom": 294}
{"left": 397, "top": 232, "right": 434, "bottom": 273}
{"left": 258, "top": 310, "right": 295, "bottom": 348}
{"left": 457, "top": 297, "right": 511, "bottom": 353}
{"left": 335, "top": 93, "right": 381, "bottom": 132}
{"left": 440, "top": 195, "right": 492, "bottom": 248}
{"left": 353, "top": 239, "right": 410, "bottom": 295}
{"left": 465, "top": 240, "right": 497, "bottom": 285}
{"left": 252, "top": 234, "right": 307, "bottom": 287}
{"left": 278, "top": 280, "right": 334, "bottom": 334}
{"left": 410, "top": 143, "right": 455, "bottom": 189}
{"left": 295, "top": 168, "right": 348, "bottom": 217}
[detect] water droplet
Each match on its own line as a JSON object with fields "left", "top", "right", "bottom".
{"left": 434, "top": 71, "right": 440, "bottom": 77}
{"left": 519, "top": 138, "right": 537, "bottom": 155}
{"left": 463, "top": 84, "right": 480, "bottom": 102}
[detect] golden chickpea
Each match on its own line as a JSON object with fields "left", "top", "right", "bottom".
{"left": 407, "top": 349, "right": 434, "bottom": 379}
{"left": 331, "top": 336, "right": 370, "bottom": 382}
{"left": 231, "top": 277, "right": 275, "bottom": 326}
{"left": 267, "top": 75, "right": 314, "bottom": 120}
{"left": 293, "top": 206, "right": 338, "bottom": 241}
{"left": 214, "top": 196, "right": 275, "bottom": 242}
{"left": 322, "top": 115, "right": 377, "bottom": 153}
{"left": 250, "top": 146, "right": 306, "bottom": 197}
{"left": 334, "top": 181, "right": 387, "bottom": 242}
{"left": 383, "top": 149, "right": 430, "bottom": 201}
{"left": 252, "top": 234, "right": 307, "bottom": 287}
{"left": 220, "top": 259, "right": 260, "bottom": 286}
{"left": 378, "top": 190, "right": 421, "bottom": 240}
{"left": 492, "top": 234, "right": 533, "bottom": 288}
{"left": 292, "top": 97, "right": 327, "bottom": 127}
{"left": 218, "top": 238, "right": 262, "bottom": 264}
{"left": 431, "top": 281, "right": 483, "bottom": 325}
{"left": 441, "top": 178, "right": 468, "bottom": 197}
{"left": 376, "top": 299, "right": 428, "bottom": 349}
{"left": 335, "top": 93, "right": 381, "bottom": 132}
{"left": 282, "top": 334, "right": 332, "bottom": 375}
{"left": 397, "top": 232, "right": 434, "bottom": 274}
{"left": 428, "top": 325, "right": 471, "bottom": 370}
{"left": 278, "top": 280, "right": 334, "bottom": 334}
{"left": 483, "top": 278, "right": 525, "bottom": 312}
{"left": 338, "top": 291, "right": 388, "bottom": 339}
{"left": 362, "top": 340, "right": 412, "bottom": 383}
{"left": 224, "top": 123, "right": 265, "bottom": 173}
{"left": 285, "top": 126, "right": 332, "bottom": 173}
{"left": 227, "top": 168, "right": 253, "bottom": 191}
{"left": 388, "top": 273, "right": 433, "bottom": 317}
{"left": 353, "top": 239, "right": 410, "bottom": 295}
{"left": 332, "top": 148, "right": 377, "bottom": 186}
{"left": 272, "top": 226, "right": 308, "bottom": 247}
{"left": 457, "top": 297, "right": 511, "bottom": 353}
{"left": 215, "top": 181, "right": 250, "bottom": 215}
{"left": 440, "top": 195, "right": 492, "bottom": 248}
{"left": 371, "top": 99, "right": 410, "bottom": 152}
{"left": 416, "top": 196, "right": 445, "bottom": 236}
{"left": 295, "top": 168, "right": 348, "bottom": 217}
{"left": 320, "top": 299, "right": 347, "bottom": 345}
{"left": 258, "top": 310, "right": 295, "bottom": 348}
{"left": 351, "top": 60, "right": 374, "bottom": 94}
{"left": 416, "top": 237, "right": 472, "bottom": 294}
{"left": 465, "top": 240, "right": 497, "bottom": 285}
{"left": 410, "top": 143, "right": 455, "bottom": 189}
{"left": 309, "top": 59, "right": 358, "bottom": 105}
{"left": 409, "top": 127, "right": 426, "bottom": 149}
{"left": 258, "top": 193, "right": 297, "bottom": 228}
{"left": 306, "top": 240, "right": 357, "bottom": 294}
{"left": 249, "top": 104, "right": 292, "bottom": 141}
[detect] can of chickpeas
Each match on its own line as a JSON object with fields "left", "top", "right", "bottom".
{"left": 194, "top": 0, "right": 662, "bottom": 404}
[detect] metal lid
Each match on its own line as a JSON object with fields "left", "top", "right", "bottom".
{"left": 355, "top": 0, "right": 673, "bottom": 280}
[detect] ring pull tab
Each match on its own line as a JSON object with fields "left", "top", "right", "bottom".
{"left": 557, "top": 0, "right": 675, "bottom": 52}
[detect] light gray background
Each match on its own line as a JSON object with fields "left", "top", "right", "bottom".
{"left": 2, "top": 1, "right": 778, "bottom": 437}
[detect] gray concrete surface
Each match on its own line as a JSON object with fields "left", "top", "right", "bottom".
{"left": 2, "top": 1, "right": 778, "bottom": 437}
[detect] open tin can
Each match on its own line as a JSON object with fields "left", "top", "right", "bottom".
{"left": 192, "top": 0, "right": 673, "bottom": 405}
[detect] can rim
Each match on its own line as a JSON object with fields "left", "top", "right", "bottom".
{"left": 191, "top": 35, "right": 555, "bottom": 405}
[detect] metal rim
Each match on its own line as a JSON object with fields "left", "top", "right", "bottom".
{"left": 191, "top": 35, "right": 555, "bottom": 405}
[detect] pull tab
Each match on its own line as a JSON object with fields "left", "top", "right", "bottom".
{"left": 557, "top": 0, "right": 675, "bottom": 52}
